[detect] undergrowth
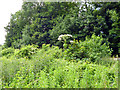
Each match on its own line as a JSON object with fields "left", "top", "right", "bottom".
{"left": 0, "top": 35, "right": 118, "bottom": 88}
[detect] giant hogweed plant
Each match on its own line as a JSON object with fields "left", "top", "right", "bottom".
{"left": 58, "top": 34, "right": 73, "bottom": 49}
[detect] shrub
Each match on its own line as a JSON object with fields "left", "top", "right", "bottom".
{"left": 1, "top": 47, "right": 15, "bottom": 58}
{"left": 41, "top": 44, "right": 63, "bottom": 59}
{"left": 14, "top": 44, "right": 38, "bottom": 59}
{"left": 63, "top": 34, "right": 112, "bottom": 62}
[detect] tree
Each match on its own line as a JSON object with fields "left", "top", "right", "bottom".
{"left": 4, "top": 2, "right": 37, "bottom": 48}
{"left": 4, "top": 2, "right": 120, "bottom": 56}
{"left": 92, "top": 2, "right": 120, "bottom": 56}
{"left": 4, "top": 2, "right": 79, "bottom": 48}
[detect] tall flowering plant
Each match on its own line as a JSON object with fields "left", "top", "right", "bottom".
{"left": 58, "top": 34, "right": 73, "bottom": 48}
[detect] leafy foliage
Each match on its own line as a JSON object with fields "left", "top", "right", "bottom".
{"left": 1, "top": 47, "right": 15, "bottom": 58}
{"left": 4, "top": 2, "right": 78, "bottom": 48}
{"left": 1, "top": 35, "right": 118, "bottom": 88}
{"left": 92, "top": 2, "right": 120, "bottom": 56}
{"left": 14, "top": 45, "right": 38, "bottom": 59}
{"left": 63, "top": 34, "right": 112, "bottom": 62}
{"left": 1, "top": 2, "right": 119, "bottom": 88}
{"left": 4, "top": 2, "right": 120, "bottom": 56}
{"left": 1, "top": 54, "right": 118, "bottom": 88}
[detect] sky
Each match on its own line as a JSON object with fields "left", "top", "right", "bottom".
{"left": 0, "top": 0, "right": 23, "bottom": 45}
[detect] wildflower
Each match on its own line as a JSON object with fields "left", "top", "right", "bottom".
{"left": 66, "top": 34, "right": 72, "bottom": 37}
{"left": 58, "top": 34, "right": 72, "bottom": 41}
{"left": 59, "top": 35, "right": 64, "bottom": 38}
{"left": 70, "top": 40, "right": 74, "bottom": 43}
{"left": 58, "top": 37, "right": 61, "bottom": 41}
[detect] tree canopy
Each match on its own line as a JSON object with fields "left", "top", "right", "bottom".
{"left": 4, "top": 2, "right": 120, "bottom": 56}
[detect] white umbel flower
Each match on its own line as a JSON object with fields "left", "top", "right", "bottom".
{"left": 66, "top": 34, "right": 72, "bottom": 37}
{"left": 70, "top": 40, "right": 74, "bottom": 43}
{"left": 58, "top": 37, "right": 61, "bottom": 41}
{"left": 59, "top": 35, "right": 64, "bottom": 38}
{"left": 58, "top": 34, "right": 72, "bottom": 41}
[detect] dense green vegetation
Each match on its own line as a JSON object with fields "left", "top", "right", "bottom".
{"left": 0, "top": 1, "right": 119, "bottom": 88}
{"left": 4, "top": 2, "right": 120, "bottom": 56}
{"left": 0, "top": 34, "right": 118, "bottom": 88}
